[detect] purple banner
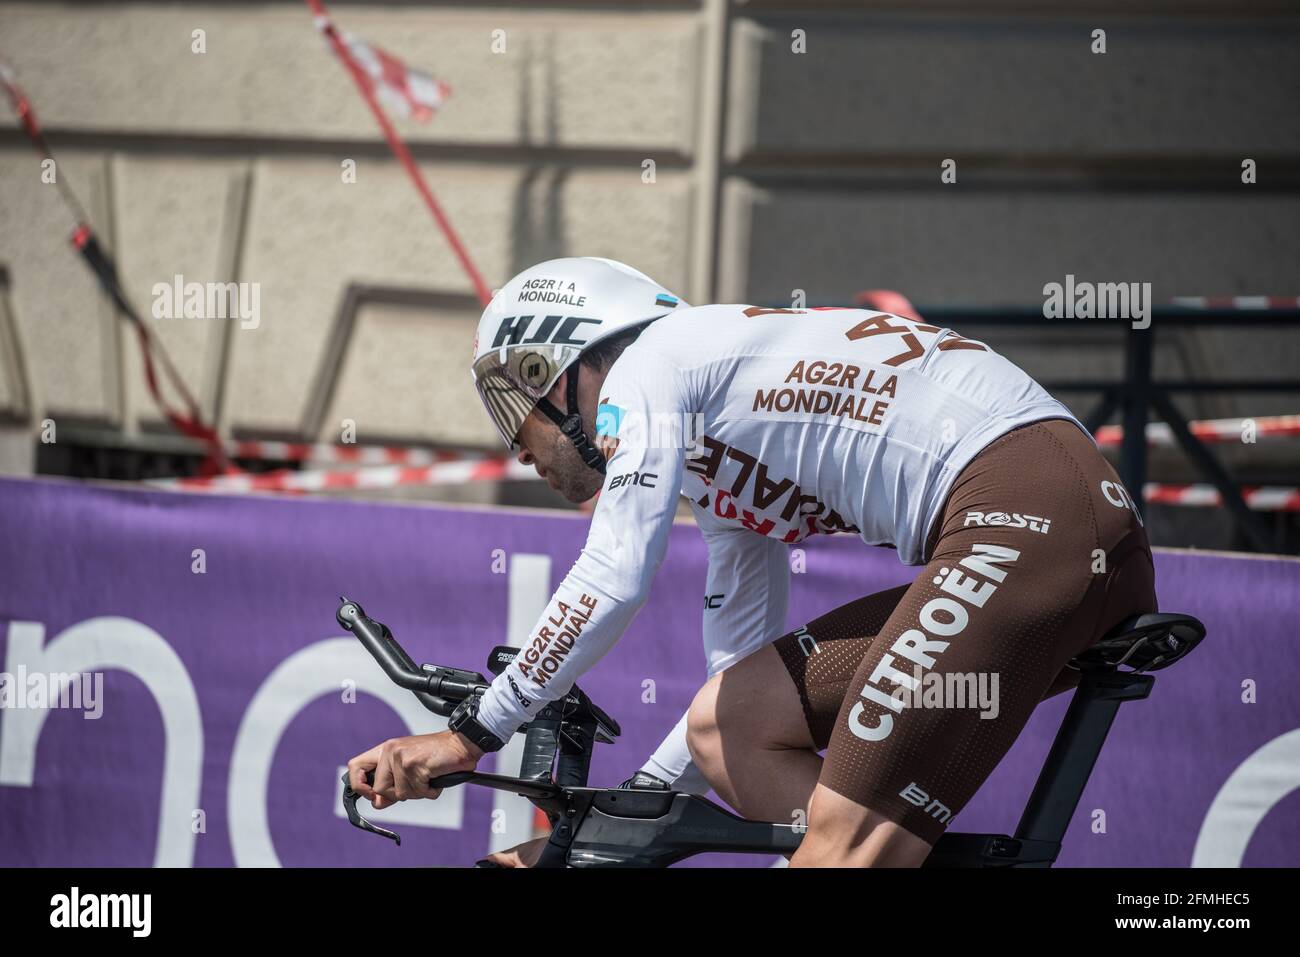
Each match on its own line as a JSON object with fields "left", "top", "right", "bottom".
{"left": 1, "top": 476, "right": 1297, "bottom": 867}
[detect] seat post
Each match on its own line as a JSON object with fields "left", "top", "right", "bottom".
{"left": 1013, "top": 669, "right": 1155, "bottom": 849}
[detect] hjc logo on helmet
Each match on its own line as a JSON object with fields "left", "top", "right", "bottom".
{"left": 491, "top": 314, "right": 602, "bottom": 350}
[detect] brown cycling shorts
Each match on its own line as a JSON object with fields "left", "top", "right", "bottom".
{"left": 774, "top": 418, "right": 1157, "bottom": 843}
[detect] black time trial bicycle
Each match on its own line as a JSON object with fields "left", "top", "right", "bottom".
{"left": 336, "top": 597, "right": 1204, "bottom": 867}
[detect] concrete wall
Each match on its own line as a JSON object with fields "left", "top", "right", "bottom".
{"left": 0, "top": 1, "right": 1296, "bottom": 472}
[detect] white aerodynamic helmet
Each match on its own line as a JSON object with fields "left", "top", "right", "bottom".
{"left": 470, "top": 257, "right": 687, "bottom": 469}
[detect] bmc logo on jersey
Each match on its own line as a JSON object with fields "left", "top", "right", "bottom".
{"left": 608, "top": 471, "right": 657, "bottom": 490}
{"left": 963, "top": 511, "right": 1051, "bottom": 534}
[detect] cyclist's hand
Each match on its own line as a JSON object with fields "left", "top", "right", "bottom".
{"left": 482, "top": 838, "right": 548, "bottom": 868}
{"left": 347, "top": 730, "right": 483, "bottom": 809}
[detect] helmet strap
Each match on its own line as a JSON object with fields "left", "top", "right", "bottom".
{"left": 535, "top": 363, "right": 607, "bottom": 475}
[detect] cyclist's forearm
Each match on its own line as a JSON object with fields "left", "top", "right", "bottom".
{"left": 477, "top": 572, "right": 647, "bottom": 741}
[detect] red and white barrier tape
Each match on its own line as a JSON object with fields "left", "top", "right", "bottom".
{"left": 304, "top": 0, "right": 491, "bottom": 306}
{"left": 225, "top": 440, "right": 462, "bottom": 466}
{"left": 222, "top": 412, "right": 1297, "bottom": 467}
{"left": 2, "top": 58, "right": 231, "bottom": 474}
{"left": 1095, "top": 414, "right": 1300, "bottom": 448}
{"left": 155, "top": 462, "right": 1300, "bottom": 514}
{"left": 150, "top": 457, "right": 536, "bottom": 494}
{"left": 1144, "top": 483, "right": 1300, "bottom": 512}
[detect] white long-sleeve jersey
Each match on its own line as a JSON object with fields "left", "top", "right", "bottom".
{"left": 476, "top": 304, "right": 1084, "bottom": 741}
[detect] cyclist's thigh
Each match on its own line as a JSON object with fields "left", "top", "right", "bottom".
{"left": 817, "top": 419, "right": 1156, "bottom": 843}
{"left": 772, "top": 583, "right": 912, "bottom": 749}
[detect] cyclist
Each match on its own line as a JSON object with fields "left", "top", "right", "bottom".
{"left": 347, "top": 257, "right": 1157, "bottom": 867}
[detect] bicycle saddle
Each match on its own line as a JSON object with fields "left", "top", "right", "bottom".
{"left": 1073, "top": 612, "right": 1205, "bottom": 672}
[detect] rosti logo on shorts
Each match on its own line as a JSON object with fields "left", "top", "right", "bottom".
{"left": 963, "top": 511, "right": 1051, "bottom": 534}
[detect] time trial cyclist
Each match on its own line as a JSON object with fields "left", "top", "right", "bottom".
{"left": 346, "top": 257, "right": 1157, "bottom": 867}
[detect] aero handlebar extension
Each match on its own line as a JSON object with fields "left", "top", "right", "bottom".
{"left": 336, "top": 597, "right": 489, "bottom": 716}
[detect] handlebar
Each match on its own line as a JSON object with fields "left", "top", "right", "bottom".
{"left": 337, "top": 597, "right": 489, "bottom": 716}
{"left": 336, "top": 595, "right": 622, "bottom": 850}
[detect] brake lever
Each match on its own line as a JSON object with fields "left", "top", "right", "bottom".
{"left": 340, "top": 769, "right": 483, "bottom": 846}
{"left": 340, "top": 771, "right": 402, "bottom": 846}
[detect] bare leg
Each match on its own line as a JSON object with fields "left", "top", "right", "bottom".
{"left": 688, "top": 643, "right": 935, "bottom": 868}
{"left": 790, "top": 785, "right": 933, "bottom": 867}
{"left": 686, "top": 644, "right": 823, "bottom": 825}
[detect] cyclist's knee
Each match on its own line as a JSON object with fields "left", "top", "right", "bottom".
{"left": 692, "top": 644, "right": 816, "bottom": 755}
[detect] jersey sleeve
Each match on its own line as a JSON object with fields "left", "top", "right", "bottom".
{"left": 694, "top": 499, "right": 791, "bottom": 676}
{"left": 476, "top": 350, "right": 691, "bottom": 741}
